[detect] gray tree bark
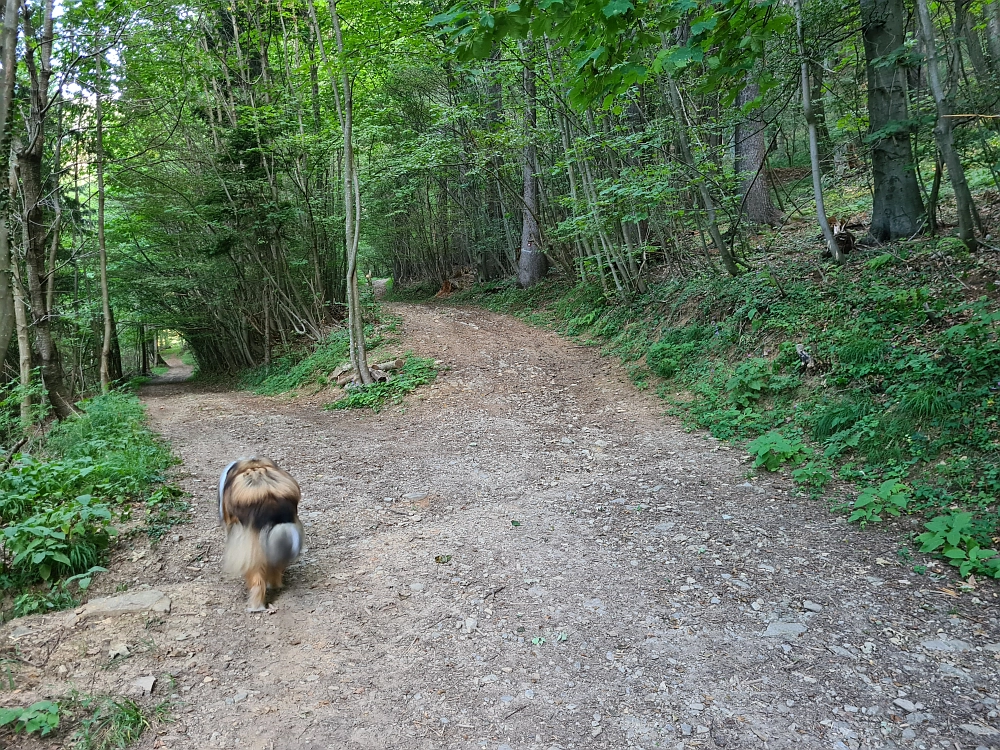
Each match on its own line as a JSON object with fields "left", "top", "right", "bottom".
{"left": 861, "top": 0, "right": 926, "bottom": 240}
{"left": 734, "top": 81, "right": 780, "bottom": 226}
{"left": 517, "top": 43, "right": 547, "bottom": 288}
{"left": 96, "top": 56, "right": 114, "bottom": 391}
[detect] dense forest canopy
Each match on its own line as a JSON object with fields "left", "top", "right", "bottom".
{"left": 0, "top": 0, "right": 998, "bottom": 408}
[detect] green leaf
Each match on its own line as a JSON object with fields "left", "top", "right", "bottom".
{"left": 602, "top": 0, "right": 632, "bottom": 17}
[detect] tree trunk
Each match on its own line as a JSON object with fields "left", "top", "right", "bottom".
{"left": 11, "top": 238, "right": 31, "bottom": 428}
{"left": 795, "top": 0, "right": 842, "bottom": 262}
{"left": 861, "top": 0, "right": 926, "bottom": 240}
{"left": 987, "top": 1, "right": 1000, "bottom": 72}
{"left": 0, "top": 0, "right": 19, "bottom": 366}
{"left": 328, "top": 0, "right": 373, "bottom": 385}
{"left": 517, "top": 43, "right": 547, "bottom": 288}
{"left": 96, "top": 57, "right": 114, "bottom": 391}
{"left": 734, "top": 81, "right": 780, "bottom": 226}
{"left": 44, "top": 102, "right": 60, "bottom": 316}
{"left": 917, "top": 0, "right": 978, "bottom": 249}
{"left": 18, "top": 0, "right": 73, "bottom": 418}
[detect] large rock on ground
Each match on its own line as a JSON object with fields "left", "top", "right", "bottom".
{"left": 79, "top": 590, "right": 171, "bottom": 619}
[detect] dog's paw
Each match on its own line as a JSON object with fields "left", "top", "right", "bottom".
{"left": 246, "top": 603, "right": 268, "bottom": 613}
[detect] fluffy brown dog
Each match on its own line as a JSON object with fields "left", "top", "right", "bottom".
{"left": 218, "top": 458, "right": 304, "bottom": 611}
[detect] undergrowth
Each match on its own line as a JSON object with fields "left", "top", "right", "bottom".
{"left": 0, "top": 393, "right": 182, "bottom": 621}
{"left": 451, "top": 242, "right": 1000, "bottom": 579}
{"left": 0, "top": 693, "right": 170, "bottom": 748}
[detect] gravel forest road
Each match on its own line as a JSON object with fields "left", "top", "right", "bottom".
{"left": 4, "top": 303, "right": 999, "bottom": 750}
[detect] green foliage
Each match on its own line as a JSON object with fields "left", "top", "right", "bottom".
{"left": 791, "top": 461, "right": 832, "bottom": 496}
{"left": 0, "top": 393, "right": 178, "bottom": 618}
{"left": 647, "top": 326, "right": 711, "bottom": 378}
{"left": 0, "top": 700, "right": 61, "bottom": 737}
{"left": 330, "top": 355, "right": 438, "bottom": 412}
{"left": 4, "top": 498, "right": 114, "bottom": 583}
{"left": 916, "top": 513, "right": 1000, "bottom": 578}
{"left": 748, "top": 430, "right": 810, "bottom": 471}
{"left": 11, "top": 568, "right": 105, "bottom": 618}
{"left": 726, "top": 358, "right": 800, "bottom": 408}
{"left": 848, "top": 480, "right": 911, "bottom": 526}
{"left": 44, "top": 393, "right": 176, "bottom": 497}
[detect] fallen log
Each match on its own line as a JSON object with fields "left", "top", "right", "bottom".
{"left": 374, "top": 358, "right": 404, "bottom": 372}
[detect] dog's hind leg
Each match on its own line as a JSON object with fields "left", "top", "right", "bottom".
{"left": 266, "top": 564, "right": 285, "bottom": 591}
{"left": 245, "top": 566, "right": 268, "bottom": 611}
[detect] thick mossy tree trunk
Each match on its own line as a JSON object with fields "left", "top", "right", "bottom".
{"left": 861, "top": 0, "right": 926, "bottom": 241}
{"left": 517, "top": 43, "right": 547, "bottom": 288}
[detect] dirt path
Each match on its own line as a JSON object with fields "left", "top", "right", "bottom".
{"left": 5, "top": 304, "right": 999, "bottom": 750}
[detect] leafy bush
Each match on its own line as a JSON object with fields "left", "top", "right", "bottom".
{"left": 0, "top": 392, "right": 178, "bottom": 618}
{"left": 748, "top": 430, "right": 811, "bottom": 471}
{"left": 4, "top": 497, "right": 114, "bottom": 583}
{"left": 791, "top": 461, "right": 832, "bottom": 496}
{"left": 916, "top": 513, "right": 1000, "bottom": 578}
{"left": 848, "top": 480, "right": 911, "bottom": 526}
{"left": 0, "top": 700, "right": 61, "bottom": 737}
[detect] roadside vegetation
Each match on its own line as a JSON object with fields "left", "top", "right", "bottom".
{"left": 0, "top": 392, "right": 182, "bottom": 621}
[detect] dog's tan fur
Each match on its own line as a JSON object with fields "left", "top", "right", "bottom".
{"left": 219, "top": 458, "right": 303, "bottom": 611}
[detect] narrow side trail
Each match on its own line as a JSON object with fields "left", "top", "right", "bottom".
{"left": 5, "top": 305, "right": 998, "bottom": 750}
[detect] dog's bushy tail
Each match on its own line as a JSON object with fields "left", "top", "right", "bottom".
{"left": 222, "top": 523, "right": 302, "bottom": 577}
{"left": 263, "top": 522, "right": 303, "bottom": 569}
{"left": 221, "top": 524, "right": 263, "bottom": 578}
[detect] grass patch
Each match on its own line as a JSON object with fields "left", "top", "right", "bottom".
{"left": 455, "top": 244, "right": 1000, "bottom": 578}
{"left": 0, "top": 694, "right": 170, "bottom": 748}
{"left": 73, "top": 696, "right": 171, "bottom": 750}
{"left": 239, "top": 330, "right": 351, "bottom": 395}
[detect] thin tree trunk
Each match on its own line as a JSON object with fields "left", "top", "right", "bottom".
{"left": 44, "top": 102, "right": 61, "bottom": 316}
{"left": 795, "top": 0, "right": 842, "bottom": 262}
{"left": 0, "top": 0, "right": 19, "bottom": 366}
{"left": 517, "top": 40, "right": 547, "bottom": 288}
{"left": 916, "top": 0, "right": 977, "bottom": 249}
{"left": 327, "top": 0, "right": 372, "bottom": 384}
{"left": 662, "top": 72, "right": 738, "bottom": 275}
{"left": 96, "top": 57, "right": 113, "bottom": 391}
